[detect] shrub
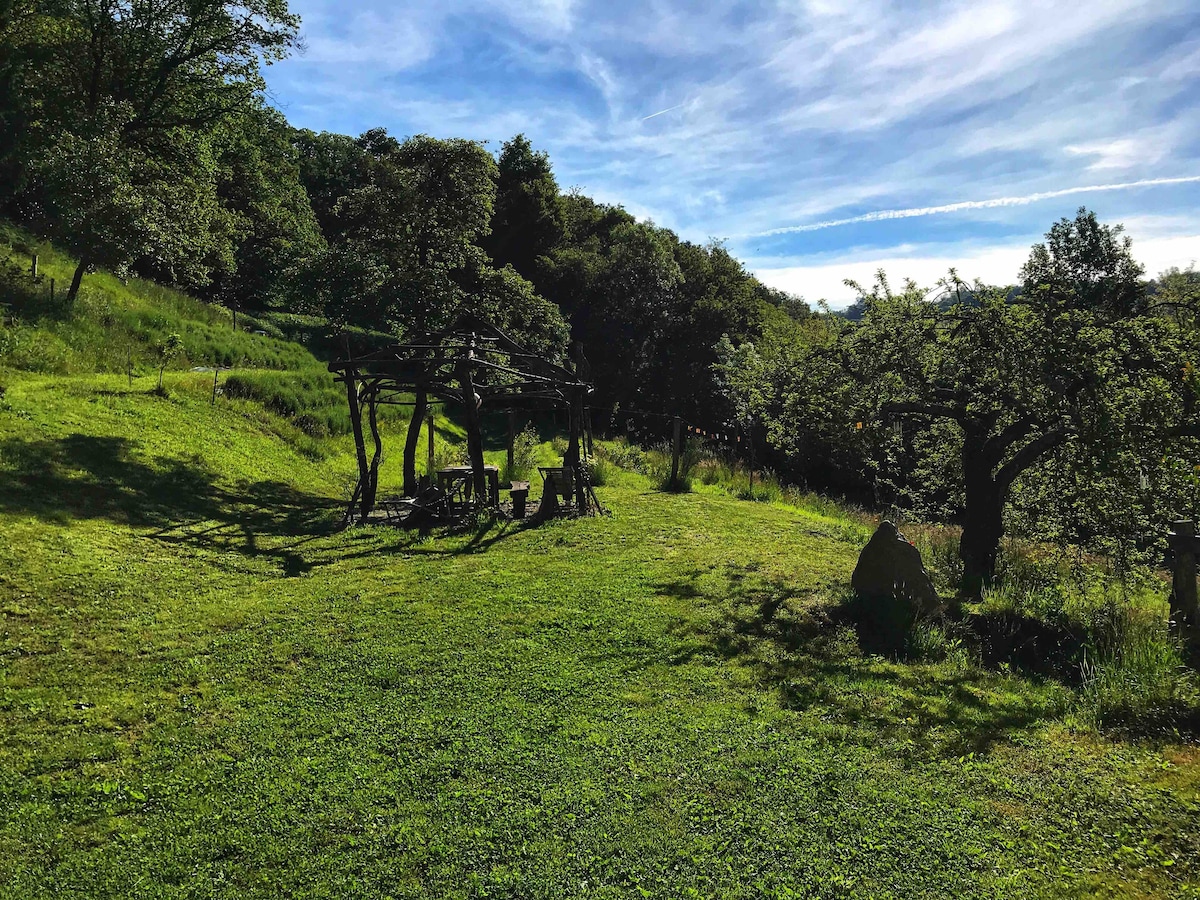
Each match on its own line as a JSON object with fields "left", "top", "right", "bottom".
{"left": 503, "top": 425, "right": 540, "bottom": 483}
{"left": 654, "top": 436, "right": 703, "bottom": 492}
{"left": 432, "top": 440, "right": 467, "bottom": 473}
{"left": 594, "top": 437, "right": 646, "bottom": 472}
{"left": 585, "top": 457, "right": 615, "bottom": 486}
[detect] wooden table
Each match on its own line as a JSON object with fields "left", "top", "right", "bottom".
{"left": 436, "top": 465, "right": 501, "bottom": 509}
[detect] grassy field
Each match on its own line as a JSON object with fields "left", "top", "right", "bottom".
{"left": 2, "top": 370, "right": 1199, "bottom": 898}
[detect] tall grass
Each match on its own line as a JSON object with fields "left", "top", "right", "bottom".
{"left": 501, "top": 425, "right": 540, "bottom": 484}
{"left": 1078, "top": 602, "right": 1195, "bottom": 731}
{"left": 1, "top": 222, "right": 316, "bottom": 375}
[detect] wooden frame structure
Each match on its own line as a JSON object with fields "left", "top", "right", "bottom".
{"left": 329, "top": 313, "right": 597, "bottom": 523}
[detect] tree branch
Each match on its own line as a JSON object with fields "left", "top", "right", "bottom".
{"left": 881, "top": 401, "right": 964, "bottom": 422}
{"left": 995, "top": 426, "right": 1072, "bottom": 487}
{"left": 983, "top": 416, "right": 1034, "bottom": 464}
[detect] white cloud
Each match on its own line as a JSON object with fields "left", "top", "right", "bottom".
{"left": 751, "top": 233, "right": 1200, "bottom": 307}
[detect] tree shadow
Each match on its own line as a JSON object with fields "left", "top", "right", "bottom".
{"left": 658, "top": 564, "right": 1067, "bottom": 758}
{"left": 0, "top": 434, "right": 339, "bottom": 574}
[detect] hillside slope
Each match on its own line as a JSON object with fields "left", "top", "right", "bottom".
{"left": 0, "top": 369, "right": 1198, "bottom": 898}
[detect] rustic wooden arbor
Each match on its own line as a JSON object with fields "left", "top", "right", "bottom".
{"left": 329, "top": 313, "right": 596, "bottom": 523}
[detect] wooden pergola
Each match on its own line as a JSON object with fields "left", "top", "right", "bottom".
{"left": 329, "top": 313, "right": 597, "bottom": 523}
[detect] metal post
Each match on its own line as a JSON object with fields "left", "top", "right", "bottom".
{"left": 1169, "top": 520, "right": 1199, "bottom": 639}
{"left": 211, "top": 366, "right": 220, "bottom": 405}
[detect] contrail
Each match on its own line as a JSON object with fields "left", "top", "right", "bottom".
{"left": 757, "top": 175, "right": 1200, "bottom": 236}
{"left": 641, "top": 104, "right": 683, "bottom": 121}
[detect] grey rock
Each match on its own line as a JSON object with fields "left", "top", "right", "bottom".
{"left": 851, "top": 521, "right": 939, "bottom": 613}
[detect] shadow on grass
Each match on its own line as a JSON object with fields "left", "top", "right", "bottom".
{"left": 0, "top": 433, "right": 338, "bottom": 574}
{"left": 0, "top": 431, "right": 539, "bottom": 573}
{"left": 659, "top": 564, "right": 1068, "bottom": 758}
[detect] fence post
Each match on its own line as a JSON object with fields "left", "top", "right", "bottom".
{"left": 30, "top": 255, "right": 37, "bottom": 279}
{"left": 1169, "top": 520, "right": 1199, "bottom": 641}
{"left": 49, "top": 278, "right": 55, "bottom": 305}
{"left": 211, "top": 366, "right": 220, "bottom": 405}
{"left": 670, "top": 416, "right": 681, "bottom": 487}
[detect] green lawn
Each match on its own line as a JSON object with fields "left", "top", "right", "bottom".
{"left": 1, "top": 373, "right": 1198, "bottom": 898}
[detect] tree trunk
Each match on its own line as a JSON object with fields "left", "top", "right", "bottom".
{"left": 66, "top": 256, "right": 89, "bottom": 307}
{"left": 458, "top": 364, "right": 487, "bottom": 503}
{"left": 365, "top": 391, "right": 382, "bottom": 513}
{"left": 403, "top": 390, "right": 428, "bottom": 497}
{"left": 344, "top": 376, "right": 372, "bottom": 521}
{"left": 959, "top": 447, "right": 1005, "bottom": 599}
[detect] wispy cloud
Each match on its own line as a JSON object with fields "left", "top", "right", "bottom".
{"left": 266, "top": 0, "right": 1200, "bottom": 288}
{"left": 751, "top": 177, "right": 1200, "bottom": 237}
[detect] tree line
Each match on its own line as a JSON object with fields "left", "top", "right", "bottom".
{"left": 0, "top": 0, "right": 799, "bottom": 429}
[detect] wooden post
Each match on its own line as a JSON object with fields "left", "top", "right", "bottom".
{"left": 459, "top": 335, "right": 487, "bottom": 505}
{"left": 211, "top": 366, "right": 220, "bottom": 405}
{"left": 402, "top": 389, "right": 427, "bottom": 497}
{"left": 507, "top": 409, "right": 515, "bottom": 476}
{"left": 670, "top": 415, "right": 682, "bottom": 488}
{"left": 366, "top": 389, "right": 383, "bottom": 512}
{"left": 1168, "top": 520, "right": 1199, "bottom": 640}
{"left": 345, "top": 376, "right": 373, "bottom": 521}
{"left": 426, "top": 411, "right": 435, "bottom": 489}
{"left": 30, "top": 255, "right": 37, "bottom": 279}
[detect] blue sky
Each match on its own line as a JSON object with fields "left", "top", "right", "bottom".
{"left": 263, "top": 0, "right": 1200, "bottom": 305}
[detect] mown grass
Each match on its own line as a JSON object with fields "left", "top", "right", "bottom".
{"left": 2, "top": 371, "right": 1199, "bottom": 898}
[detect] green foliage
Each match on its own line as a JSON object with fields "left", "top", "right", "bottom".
{"left": 1079, "top": 606, "right": 1195, "bottom": 731}
{"left": 0, "top": 225, "right": 317, "bottom": 374}
{"left": 201, "top": 103, "right": 326, "bottom": 312}
{"left": 501, "top": 424, "right": 540, "bottom": 483}
{"left": 153, "top": 332, "right": 183, "bottom": 389}
{"left": 9, "top": 0, "right": 300, "bottom": 305}
{"left": 584, "top": 456, "right": 615, "bottom": 486}
{"left": 647, "top": 436, "right": 703, "bottom": 492}
{"left": 723, "top": 212, "right": 1200, "bottom": 594}
{"left": 221, "top": 368, "right": 408, "bottom": 437}
{"left": 484, "top": 133, "right": 564, "bottom": 281}
{"left": 1021, "top": 207, "right": 1147, "bottom": 317}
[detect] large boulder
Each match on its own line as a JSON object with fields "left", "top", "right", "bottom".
{"left": 851, "top": 521, "right": 939, "bottom": 615}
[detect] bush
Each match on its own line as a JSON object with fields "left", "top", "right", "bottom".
{"left": 432, "top": 440, "right": 467, "bottom": 473}
{"left": 502, "top": 425, "right": 540, "bottom": 483}
{"left": 594, "top": 437, "right": 646, "bottom": 472}
{"left": 585, "top": 457, "right": 615, "bottom": 486}
{"left": 654, "top": 436, "right": 703, "bottom": 493}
